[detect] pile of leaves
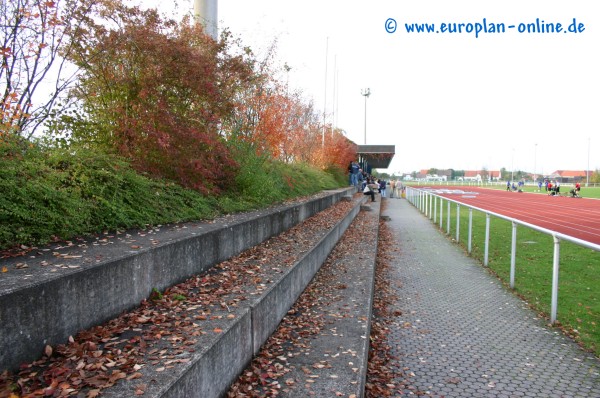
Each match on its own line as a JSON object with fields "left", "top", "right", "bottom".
{"left": 0, "top": 198, "right": 357, "bottom": 397}
{"left": 365, "top": 214, "right": 410, "bottom": 397}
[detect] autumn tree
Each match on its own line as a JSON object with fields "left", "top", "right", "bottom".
{"left": 61, "top": 3, "right": 255, "bottom": 193}
{"left": 223, "top": 55, "right": 356, "bottom": 172}
{"left": 0, "top": 0, "right": 93, "bottom": 142}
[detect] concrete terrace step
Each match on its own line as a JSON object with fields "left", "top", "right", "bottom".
{"left": 0, "top": 187, "right": 379, "bottom": 397}
{"left": 252, "top": 200, "right": 382, "bottom": 397}
{"left": 0, "top": 187, "right": 355, "bottom": 372}
{"left": 95, "top": 194, "right": 375, "bottom": 398}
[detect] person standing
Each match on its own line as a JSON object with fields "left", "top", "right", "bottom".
{"left": 396, "top": 180, "right": 403, "bottom": 198}
{"left": 350, "top": 161, "right": 360, "bottom": 187}
{"left": 389, "top": 180, "right": 396, "bottom": 198}
{"left": 379, "top": 179, "right": 387, "bottom": 198}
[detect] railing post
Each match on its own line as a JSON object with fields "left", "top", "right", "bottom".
{"left": 484, "top": 213, "right": 490, "bottom": 266}
{"left": 456, "top": 204, "right": 461, "bottom": 242}
{"left": 440, "top": 198, "right": 444, "bottom": 229}
{"left": 429, "top": 193, "right": 433, "bottom": 220}
{"left": 551, "top": 235, "right": 561, "bottom": 324}
{"left": 510, "top": 222, "right": 517, "bottom": 289}
{"left": 446, "top": 201, "right": 451, "bottom": 235}
{"left": 434, "top": 195, "right": 437, "bottom": 223}
{"left": 468, "top": 208, "right": 473, "bottom": 254}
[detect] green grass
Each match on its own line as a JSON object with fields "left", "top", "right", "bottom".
{"left": 0, "top": 143, "right": 344, "bottom": 251}
{"left": 437, "top": 201, "right": 600, "bottom": 356}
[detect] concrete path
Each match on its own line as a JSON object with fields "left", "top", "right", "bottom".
{"left": 382, "top": 198, "right": 600, "bottom": 398}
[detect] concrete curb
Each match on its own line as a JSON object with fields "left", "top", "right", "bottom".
{"left": 0, "top": 188, "right": 355, "bottom": 372}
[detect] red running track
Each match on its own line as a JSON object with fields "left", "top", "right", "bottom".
{"left": 421, "top": 186, "right": 600, "bottom": 246}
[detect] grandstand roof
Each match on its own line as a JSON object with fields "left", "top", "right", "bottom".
{"left": 357, "top": 145, "right": 395, "bottom": 169}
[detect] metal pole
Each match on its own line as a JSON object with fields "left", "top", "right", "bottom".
{"left": 510, "top": 222, "right": 517, "bottom": 289}
{"left": 429, "top": 193, "right": 433, "bottom": 219}
{"left": 484, "top": 214, "right": 490, "bottom": 266}
{"left": 440, "top": 198, "right": 444, "bottom": 229}
{"left": 511, "top": 148, "right": 514, "bottom": 184}
{"left": 456, "top": 204, "right": 460, "bottom": 242}
{"left": 534, "top": 143, "right": 537, "bottom": 186}
{"left": 361, "top": 88, "right": 371, "bottom": 145}
{"left": 468, "top": 208, "right": 473, "bottom": 254}
{"left": 194, "top": 0, "right": 218, "bottom": 40}
{"left": 322, "top": 37, "right": 328, "bottom": 147}
{"left": 446, "top": 201, "right": 451, "bottom": 235}
{"left": 551, "top": 235, "right": 561, "bottom": 324}
{"left": 587, "top": 137, "right": 590, "bottom": 186}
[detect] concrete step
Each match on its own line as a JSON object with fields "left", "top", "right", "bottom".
{"left": 93, "top": 193, "right": 371, "bottom": 397}
{"left": 233, "top": 199, "right": 382, "bottom": 397}
{"left": 0, "top": 188, "right": 355, "bottom": 372}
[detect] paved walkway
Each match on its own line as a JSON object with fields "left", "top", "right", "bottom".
{"left": 382, "top": 198, "right": 600, "bottom": 398}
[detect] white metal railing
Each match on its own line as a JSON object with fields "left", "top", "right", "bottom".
{"left": 406, "top": 186, "right": 600, "bottom": 324}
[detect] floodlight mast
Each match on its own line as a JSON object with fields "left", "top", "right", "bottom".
{"left": 361, "top": 88, "right": 371, "bottom": 145}
{"left": 194, "top": 0, "right": 218, "bottom": 40}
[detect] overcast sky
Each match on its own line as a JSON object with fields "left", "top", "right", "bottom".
{"left": 140, "top": 0, "right": 599, "bottom": 176}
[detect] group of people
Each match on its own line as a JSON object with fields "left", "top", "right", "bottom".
{"left": 347, "top": 161, "right": 404, "bottom": 202}
{"left": 507, "top": 178, "right": 582, "bottom": 198}
{"left": 506, "top": 180, "right": 525, "bottom": 192}
{"left": 545, "top": 179, "right": 561, "bottom": 196}
{"left": 547, "top": 180, "right": 583, "bottom": 197}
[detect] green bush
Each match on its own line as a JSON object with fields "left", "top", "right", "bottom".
{"left": 0, "top": 144, "right": 215, "bottom": 249}
{"left": 0, "top": 142, "right": 344, "bottom": 250}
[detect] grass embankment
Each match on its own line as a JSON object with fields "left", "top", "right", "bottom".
{"left": 440, "top": 206, "right": 600, "bottom": 356}
{"left": 0, "top": 145, "right": 344, "bottom": 252}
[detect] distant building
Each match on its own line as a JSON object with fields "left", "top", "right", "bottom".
{"left": 547, "top": 170, "right": 592, "bottom": 183}
{"left": 458, "top": 170, "right": 501, "bottom": 182}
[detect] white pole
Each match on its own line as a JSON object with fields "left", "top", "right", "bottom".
{"left": 510, "top": 222, "right": 517, "bottom": 289}
{"left": 194, "top": 0, "right": 218, "bottom": 40}
{"left": 551, "top": 235, "right": 561, "bottom": 324}
{"left": 534, "top": 143, "right": 537, "bottom": 186}
{"left": 456, "top": 204, "right": 460, "bottom": 242}
{"left": 468, "top": 208, "right": 473, "bottom": 254}
{"left": 587, "top": 137, "right": 590, "bottom": 186}
{"left": 446, "top": 201, "right": 450, "bottom": 235}
{"left": 361, "top": 88, "right": 370, "bottom": 145}
{"left": 484, "top": 214, "right": 490, "bottom": 266}
{"left": 322, "top": 37, "right": 328, "bottom": 147}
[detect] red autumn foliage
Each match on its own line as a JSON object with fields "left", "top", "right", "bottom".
{"left": 70, "top": 5, "right": 255, "bottom": 193}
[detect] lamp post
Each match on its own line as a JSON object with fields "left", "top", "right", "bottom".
{"left": 361, "top": 88, "right": 371, "bottom": 145}
{"left": 511, "top": 148, "right": 514, "bottom": 184}
{"left": 587, "top": 137, "right": 591, "bottom": 186}
{"left": 534, "top": 143, "right": 537, "bottom": 185}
